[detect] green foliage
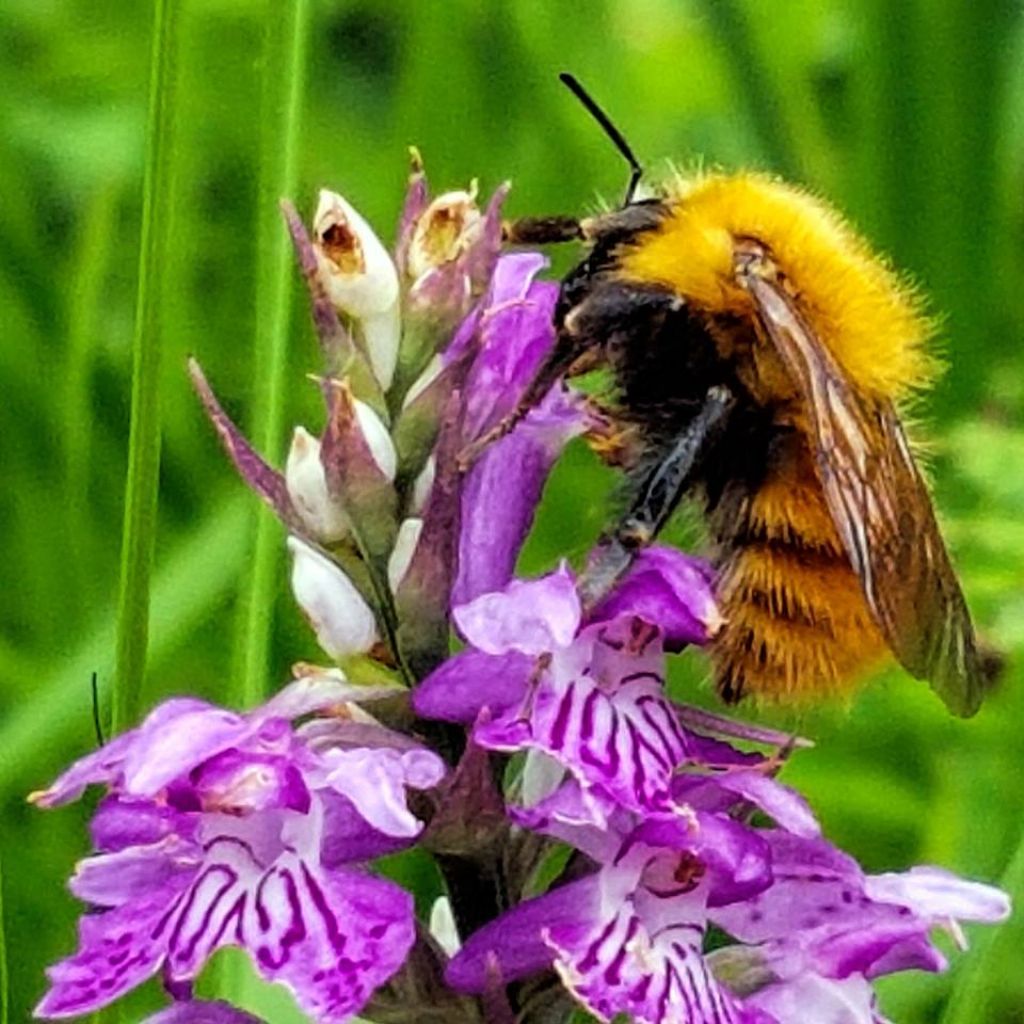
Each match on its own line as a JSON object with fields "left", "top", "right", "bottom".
{"left": 2, "top": 0, "right": 1022, "bottom": 1020}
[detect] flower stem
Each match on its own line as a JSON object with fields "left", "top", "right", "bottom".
{"left": 110, "top": 0, "right": 180, "bottom": 734}
{"left": 940, "top": 829, "right": 1024, "bottom": 1024}
{"left": 231, "top": 0, "right": 310, "bottom": 708}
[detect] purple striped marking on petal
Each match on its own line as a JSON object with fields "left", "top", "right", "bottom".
{"left": 545, "top": 873, "right": 741, "bottom": 1024}
{"left": 475, "top": 624, "right": 691, "bottom": 819}
{"left": 150, "top": 825, "right": 414, "bottom": 1024}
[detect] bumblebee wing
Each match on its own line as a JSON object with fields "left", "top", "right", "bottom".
{"left": 740, "top": 269, "right": 986, "bottom": 716}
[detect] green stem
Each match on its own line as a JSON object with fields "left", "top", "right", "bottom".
{"left": 232, "top": 0, "right": 311, "bottom": 708}
{"left": 110, "top": 0, "right": 180, "bottom": 733}
{"left": 939, "top": 830, "right": 1024, "bottom": 1024}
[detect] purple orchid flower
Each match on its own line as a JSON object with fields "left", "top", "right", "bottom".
{"left": 36, "top": 163, "right": 1011, "bottom": 1024}
{"left": 444, "top": 774, "right": 776, "bottom": 1024}
{"left": 711, "top": 832, "right": 1009, "bottom": 1021}
{"left": 446, "top": 772, "right": 1008, "bottom": 1024}
{"left": 415, "top": 556, "right": 721, "bottom": 822}
{"left": 31, "top": 675, "right": 445, "bottom": 1023}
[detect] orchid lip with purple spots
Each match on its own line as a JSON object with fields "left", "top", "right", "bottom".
{"left": 417, "top": 560, "right": 722, "bottom": 823}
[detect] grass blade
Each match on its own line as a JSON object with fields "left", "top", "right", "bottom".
{"left": 0, "top": 858, "right": 7, "bottom": 1024}
{"left": 111, "top": 0, "right": 180, "bottom": 732}
{"left": 232, "top": 0, "right": 311, "bottom": 707}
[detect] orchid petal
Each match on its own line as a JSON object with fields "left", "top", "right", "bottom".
{"left": 475, "top": 620, "right": 692, "bottom": 819}
{"left": 35, "top": 887, "right": 189, "bottom": 1018}
{"left": 413, "top": 648, "right": 534, "bottom": 724}
{"left": 743, "top": 973, "right": 886, "bottom": 1024}
{"left": 142, "top": 1001, "right": 268, "bottom": 1024}
{"left": 864, "top": 866, "right": 1010, "bottom": 924}
{"left": 70, "top": 835, "right": 200, "bottom": 908}
{"left": 322, "top": 747, "right": 442, "bottom": 838}
{"left": 590, "top": 546, "right": 722, "bottom": 650}
{"left": 447, "top": 875, "right": 601, "bottom": 992}
{"left": 453, "top": 565, "right": 581, "bottom": 655}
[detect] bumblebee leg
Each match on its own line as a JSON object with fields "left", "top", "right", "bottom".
{"left": 579, "top": 384, "right": 735, "bottom": 610}
{"left": 503, "top": 216, "right": 583, "bottom": 245}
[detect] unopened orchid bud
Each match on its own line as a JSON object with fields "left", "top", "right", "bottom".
{"left": 410, "top": 455, "right": 436, "bottom": 515}
{"left": 388, "top": 517, "right": 424, "bottom": 594}
{"left": 353, "top": 398, "right": 398, "bottom": 482}
{"left": 287, "top": 537, "right": 378, "bottom": 658}
{"left": 313, "top": 190, "right": 401, "bottom": 390}
{"left": 285, "top": 427, "right": 348, "bottom": 543}
{"left": 406, "top": 187, "right": 482, "bottom": 282}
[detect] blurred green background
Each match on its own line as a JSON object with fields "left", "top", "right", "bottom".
{"left": 2, "top": 0, "right": 1023, "bottom": 1021}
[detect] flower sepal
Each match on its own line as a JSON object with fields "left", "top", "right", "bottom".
{"left": 392, "top": 352, "right": 470, "bottom": 486}
{"left": 393, "top": 396, "right": 463, "bottom": 677}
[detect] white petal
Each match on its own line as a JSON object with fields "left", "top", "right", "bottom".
{"left": 284, "top": 426, "right": 348, "bottom": 542}
{"left": 401, "top": 354, "right": 443, "bottom": 410}
{"left": 287, "top": 537, "right": 378, "bottom": 658}
{"left": 520, "top": 750, "right": 567, "bottom": 808}
{"left": 360, "top": 303, "right": 401, "bottom": 392}
{"left": 407, "top": 188, "right": 482, "bottom": 281}
{"left": 313, "top": 189, "right": 399, "bottom": 319}
{"left": 429, "top": 896, "right": 461, "bottom": 956}
{"left": 410, "top": 455, "right": 436, "bottom": 515}
{"left": 388, "top": 517, "right": 423, "bottom": 594}
{"left": 353, "top": 399, "right": 398, "bottom": 481}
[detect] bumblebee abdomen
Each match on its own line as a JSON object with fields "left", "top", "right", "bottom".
{"left": 708, "top": 435, "right": 886, "bottom": 702}
{"left": 712, "top": 540, "right": 887, "bottom": 703}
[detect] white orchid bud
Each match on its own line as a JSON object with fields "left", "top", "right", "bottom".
{"left": 406, "top": 187, "right": 482, "bottom": 281}
{"left": 287, "top": 537, "right": 378, "bottom": 658}
{"left": 353, "top": 398, "right": 398, "bottom": 482}
{"left": 387, "top": 517, "right": 424, "bottom": 594}
{"left": 410, "top": 455, "right": 436, "bottom": 515}
{"left": 285, "top": 427, "right": 348, "bottom": 543}
{"left": 313, "top": 189, "right": 401, "bottom": 389}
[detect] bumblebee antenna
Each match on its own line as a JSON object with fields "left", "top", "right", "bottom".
{"left": 559, "top": 72, "right": 642, "bottom": 205}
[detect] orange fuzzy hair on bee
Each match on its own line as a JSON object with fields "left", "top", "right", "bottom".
{"left": 614, "top": 172, "right": 941, "bottom": 703}
{"left": 618, "top": 171, "right": 939, "bottom": 402}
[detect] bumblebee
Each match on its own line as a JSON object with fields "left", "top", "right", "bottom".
{"left": 464, "top": 75, "right": 991, "bottom": 716}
